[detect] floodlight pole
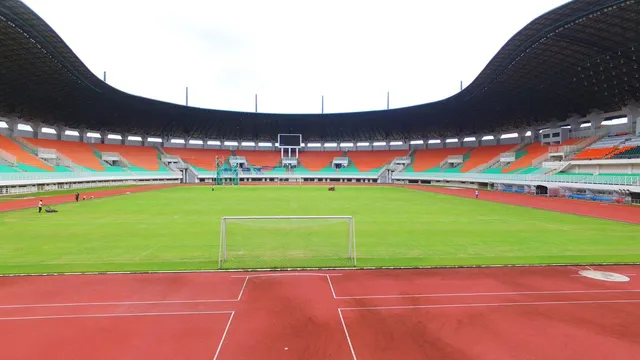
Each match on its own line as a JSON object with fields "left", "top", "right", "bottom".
{"left": 186, "top": 87, "right": 189, "bottom": 106}
{"left": 255, "top": 94, "right": 258, "bottom": 113}
{"left": 103, "top": 71, "right": 107, "bottom": 83}
{"left": 322, "top": 95, "right": 324, "bottom": 114}
{"left": 387, "top": 91, "right": 390, "bottom": 110}
{"left": 460, "top": 81, "right": 463, "bottom": 91}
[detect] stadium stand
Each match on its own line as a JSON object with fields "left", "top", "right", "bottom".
{"left": 501, "top": 139, "right": 580, "bottom": 173}
{"left": 163, "top": 148, "right": 231, "bottom": 171}
{"left": 460, "top": 144, "right": 516, "bottom": 172}
{"left": 19, "top": 138, "right": 103, "bottom": 170}
{"left": 572, "top": 135, "right": 630, "bottom": 160}
{"left": 410, "top": 148, "right": 469, "bottom": 172}
{"left": 346, "top": 150, "right": 409, "bottom": 172}
{"left": 93, "top": 144, "right": 162, "bottom": 171}
{"left": 0, "top": 136, "right": 53, "bottom": 170}
{"left": 235, "top": 150, "right": 281, "bottom": 167}
{"left": 298, "top": 151, "right": 343, "bottom": 171}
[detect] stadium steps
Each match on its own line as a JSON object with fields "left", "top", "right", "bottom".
{"left": 93, "top": 144, "right": 164, "bottom": 171}
{"left": 409, "top": 147, "right": 469, "bottom": 172}
{"left": 461, "top": 144, "right": 518, "bottom": 173}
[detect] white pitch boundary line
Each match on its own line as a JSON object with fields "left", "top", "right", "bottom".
{"left": 330, "top": 289, "right": 640, "bottom": 300}
{"left": 338, "top": 309, "right": 358, "bottom": 360}
{"left": 339, "top": 299, "right": 640, "bottom": 312}
{"left": 0, "top": 310, "right": 233, "bottom": 321}
{"left": 213, "top": 311, "right": 235, "bottom": 360}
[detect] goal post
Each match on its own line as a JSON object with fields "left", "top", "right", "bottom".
{"left": 218, "top": 216, "right": 356, "bottom": 269}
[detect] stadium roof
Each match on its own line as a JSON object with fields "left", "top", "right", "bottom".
{"left": 1, "top": 0, "right": 639, "bottom": 140}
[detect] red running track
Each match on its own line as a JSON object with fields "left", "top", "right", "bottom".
{"left": 0, "top": 184, "right": 179, "bottom": 212}
{"left": 405, "top": 185, "right": 640, "bottom": 224}
{"left": 0, "top": 266, "right": 639, "bottom": 359}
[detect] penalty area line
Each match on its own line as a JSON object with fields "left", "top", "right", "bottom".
{"left": 338, "top": 309, "right": 358, "bottom": 360}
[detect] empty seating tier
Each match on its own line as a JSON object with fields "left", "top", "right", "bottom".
{"left": 573, "top": 147, "right": 617, "bottom": 160}
{"left": 461, "top": 144, "right": 515, "bottom": 172}
{"left": 163, "top": 148, "right": 231, "bottom": 170}
{"left": 610, "top": 146, "right": 640, "bottom": 159}
{"left": 235, "top": 151, "right": 281, "bottom": 167}
{"left": 1, "top": 136, "right": 52, "bottom": 170}
{"left": 502, "top": 139, "right": 580, "bottom": 173}
{"left": 298, "top": 151, "right": 343, "bottom": 171}
{"left": 411, "top": 148, "right": 468, "bottom": 172}
{"left": 20, "top": 138, "right": 103, "bottom": 170}
{"left": 346, "top": 150, "right": 408, "bottom": 172}
{"left": 93, "top": 144, "right": 161, "bottom": 171}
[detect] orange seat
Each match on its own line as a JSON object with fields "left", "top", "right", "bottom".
{"left": 0, "top": 136, "right": 52, "bottom": 170}
{"left": 298, "top": 151, "right": 343, "bottom": 171}
{"left": 347, "top": 150, "right": 409, "bottom": 171}
{"left": 606, "top": 146, "right": 635, "bottom": 159}
{"left": 93, "top": 144, "right": 160, "bottom": 170}
{"left": 163, "top": 148, "right": 231, "bottom": 170}
{"left": 573, "top": 147, "right": 617, "bottom": 160}
{"left": 412, "top": 148, "right": 468, "bottom": 172}
{"left": 235, "top": 151, "right": 281, "bottom": 167}
{"left": 460, "top": 145, "right": 515, "bottom": 172}
{"left": 502, "top": 139, "right": 580, "bottom": 173}
{"left": 18, "top": 137, "right": 96, "bottom": 169}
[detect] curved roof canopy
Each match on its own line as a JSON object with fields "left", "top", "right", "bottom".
{"left": 1, "top": 0, "right": 639, "bottom": 140}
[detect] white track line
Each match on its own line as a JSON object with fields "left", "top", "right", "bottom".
{"left": 331, "top": 289, "right": 640, "bottom": 300}
{"left": 340, "top": 299, "right": 640, "bottom": 311}
{"left": 0, "top": 298, "right": 239, "bottom": 309}
{"left": 0, "top": 310, "right": 233, "bottom": 321}
{"left": 231, "top": 273, "right": 342, "bottom": 278}
{"left": 338, "top": 309, "right": 358, "bottom": 360}
{"left": 236, "top": 277, "right": 249, "bottom": 300}
{"left": 327, "top": 275, "right": 337, "bottom": 299}
{"left": 213, "top": 311, "right": 235, "bottom": 360}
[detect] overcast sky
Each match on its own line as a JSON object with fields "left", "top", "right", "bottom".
{"left": 23, "top": 0, "right": 569, "bottom": 114}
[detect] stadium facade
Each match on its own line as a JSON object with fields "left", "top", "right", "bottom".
{"left": 1, "top": 0, "right": 640, "bottom": 201}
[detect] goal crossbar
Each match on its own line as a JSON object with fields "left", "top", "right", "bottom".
{"left": 218, "top": 215, "right": 356, "bottom": 269}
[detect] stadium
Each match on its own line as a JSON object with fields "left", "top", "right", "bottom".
{"left": 1, "top": 0, "right": 640, "bottom": 358}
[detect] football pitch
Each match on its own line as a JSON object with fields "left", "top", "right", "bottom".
{"left": 0, "top": 186, "right": 638, "bottom": 275}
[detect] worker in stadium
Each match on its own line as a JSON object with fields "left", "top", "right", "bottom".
{"left": 328, "top": 186, "right": 335, "bottom": 191}
{"left": 75, "top": 192, "right": 80, "bottom": 202}
{"left": 38, "top": 199, "right": 43, "bottom": 213}
{"left": 475, "top": 190, "right": 479, "bottom": 199}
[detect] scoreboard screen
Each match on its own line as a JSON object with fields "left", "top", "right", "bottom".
{"left": 278, "top": 134, "right": 302, "bottom": 148}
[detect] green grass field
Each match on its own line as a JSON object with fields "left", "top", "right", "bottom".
{"left": 0, "top": 186, "right": 638, "bottom": 274}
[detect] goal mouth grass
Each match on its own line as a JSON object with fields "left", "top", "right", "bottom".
{"left": 218, "top": 216, "right": 356, "bottom": 269}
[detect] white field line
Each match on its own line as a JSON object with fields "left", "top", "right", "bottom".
{"left": 136, "top": 243, "right": 163, "bottom": 260}
{"left": 339, "top": 299, "right": 640, "bottom": 312}
{"left": 0, "top": 310, "right": 233, "bottom": 321}
{"left": 213, "top": 311, "right": 235, "bottom": 360}
{"left": 330, "top": 289, "right": 640, "bottom": 300}
{"left": 570, "top": 274, "right": 636, "bottom": 277}
{"left": 231, "top": 273, "right": 342, "bottom": 278}
{"left": 338, "top": 309, "right": 357, "bottom": 360}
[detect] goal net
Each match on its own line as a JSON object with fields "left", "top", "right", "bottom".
{"left": 276, "top": 176, "right": 303, "bottom": 185}
{"left": 218, "top": 216, "right": 356, "bottom": 269}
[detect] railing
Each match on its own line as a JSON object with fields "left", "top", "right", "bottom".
{"left": 0, "top": 170, "right": 181, "bottom": 184}
{"left": 394, "top": 172, "right": 640, "bottom": 187}
{"left": 0, "top": 149, "right": 17, "bottom": 165}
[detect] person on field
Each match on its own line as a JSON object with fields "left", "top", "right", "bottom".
{"left": 75, "top": 192, "right": 80, "bottom": 202}
{"left": 475, "top": 190, "right": 479, "bottom": 199}
{"left": 38, "top": 200, "right": 43, "bottom": 213}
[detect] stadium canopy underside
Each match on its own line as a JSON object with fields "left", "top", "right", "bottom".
{"left": 0, "top": 0, "right": 639, "bottom": 140}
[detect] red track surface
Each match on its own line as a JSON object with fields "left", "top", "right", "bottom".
{"left": 0, "top": 184, "right": 179, "bottom": 212}
{"left": 0, "top": 266, "right": 638, "bottom": 359}
{"left": 405, "top": 185, "right": 640, "bottom": 224}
